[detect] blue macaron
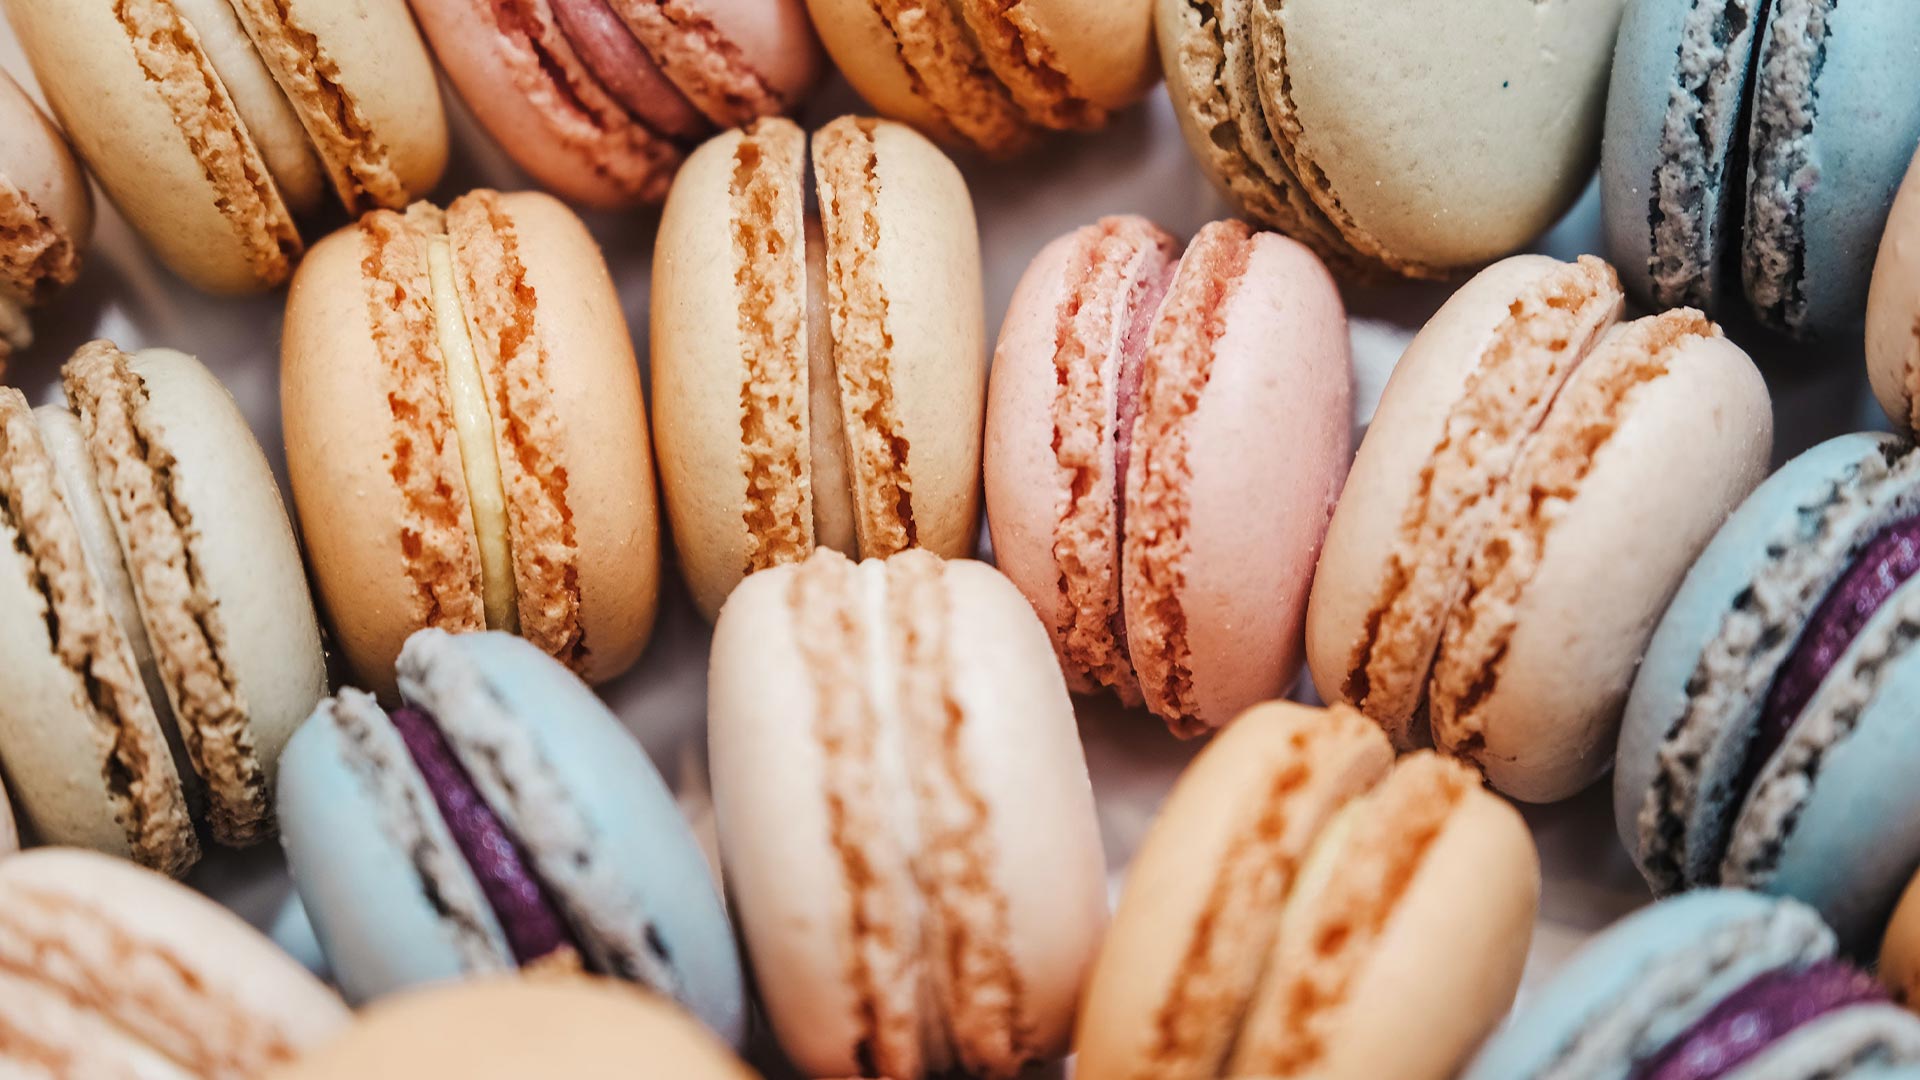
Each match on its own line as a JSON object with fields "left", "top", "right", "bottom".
{"left": 1616, "top": 433, "right": 1920, "bottom": 949}
{"left": 1602, "top": 0, "right": 1920, "bottom": 338}
{"left": 277, "top": 628, "right": 745, "bottom": 1045}
{"left": 1464, "top": 890, "right": 1920, "bottom": 1079}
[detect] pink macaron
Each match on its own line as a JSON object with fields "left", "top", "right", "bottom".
{"left": 985, "top": 216, "right": 1352, "bottom": 736}
{"left": 410, "top": 0, "right": 824, "bottom": 206}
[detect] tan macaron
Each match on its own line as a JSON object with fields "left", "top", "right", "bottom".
{"left": 0, "top": 69, "right": 92, "bottom": 372}
{"left": 282, "top": 190, "right": 660, "bottom": 697}
{"left": 4, "top": 0, "right": 445, "bottom": 292}
{"left": 651, "top": 116, "right": 984, "bottom": 621}
{"left": 1074, "top": 700, "right": 1540, "bottom": 1080}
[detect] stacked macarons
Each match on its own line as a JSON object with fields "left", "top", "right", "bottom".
{"left": 986, "top": 214, "right": 1350, "bottom": 736}
{"left": 1604, "top": 0, "right": 1920, "bottom": 338}
{"left": 1309, "top": 254, "right": 1772, "bottom": 802}
{"left": 5, "top": 0, "right": 447, "bottom": 292}
{"left": 0, "top": 69, "right": 90, "bottom": 375}
{"left": 409, "top": 0, "right": 823, "bottom": 206}
{"left": 1617, "top": 432, "right": 1920, "bottom": 948}
{"left": 0, "top": 341, "right": 326, "bottom": 873}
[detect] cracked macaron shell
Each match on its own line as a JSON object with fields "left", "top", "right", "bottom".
{"left": 708, "top": 550, "right": 1106, "bottom": 1078}
{"left": 652, "top": 117, "right": 984, "bottom": 622}
{"left": 0, "top": 848, "right": 349, "bottom": 1077}
{"left": 283, "top": 190, "right": 660, "bottom": 695}
{"left": 0, "top": 70, "right": 92, "bottom": 307}
{"left": 1868, "top": 148, "right": 1920, "bottom": 434}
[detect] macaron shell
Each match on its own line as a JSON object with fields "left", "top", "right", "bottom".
{"left": 265, "top": 978, "right": 759, "bottom": 1080}
{"left": 1725, "top": 1005, "right": 1920, "bottom": 1078}
{"left": 1258, "top": 0, "right": 1623, "bottom": 269}
{"left": 1879, "top": 868, "right": 1920, "bottom": 1005}
{"left": 1868, "top": 148, "right": 1920, "bottom": 432}
{"left": 0, "top": 965, "right": 199, "bottom": 1078}
{"left": 974, "top": 0, "right": 1156, "bottom": 114}
{"left": 1175, "top": 230, "right": 1349, "bottom": 724}
{"left": 802, "top": 0, "right": 960, "bottom": 145}
{"left": 0, "top": 69, "right": 92, "bottom": 301}
{"left": 5, "top": 0, "right": 300, "bottom": 292}
{"left": 617, "top": 0, "right": 823, "bottom": 122}
{"left": 169, "top": 0, "right": 327, "bottom": 215}
{"left": 1435, "top": 323, "right": 1771, "bottom": 802}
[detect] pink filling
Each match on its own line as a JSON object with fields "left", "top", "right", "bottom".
{"left": 1109, "top": 251, "right": 1174, "bottom": 657}
{"left": 549, "top": 0, "right": 708, "bottom": 139}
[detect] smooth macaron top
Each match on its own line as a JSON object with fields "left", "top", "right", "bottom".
{"left": 283, "top": 190, "right": 660, "bottom": 696}
{"left": 709, "top": 549, "right": 1107, "bottom": 1079}
{"left": 1869, "top": 147, "right": 1920, "bottom": 433}
{"left": 652, "top": 116, "right": 984, "bottom": 621}
{"left": 0, "top": 68, "right": 92, "bottom": 310}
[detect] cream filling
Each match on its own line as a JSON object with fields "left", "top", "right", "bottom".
{"left": 805, "top": 214, "right": 858, "bottom": 555}
{"left": 425, "top": 235, "right": 517, "bottom": 632}
{"left": 169, "top": 0, "right": 327, "bottom": 215}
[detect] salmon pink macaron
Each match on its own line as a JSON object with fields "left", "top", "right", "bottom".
{"left": 985, "top": 216, "right": 1351, "bottom": 736}
{"left": 410, "top": 0, "right": 824, "bottom": 207}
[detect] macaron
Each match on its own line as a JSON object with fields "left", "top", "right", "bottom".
{"left": 267, "top": 978, "right": 757, "bottom": 1080}
{"left": 1074, "top": 700, "right": 1539, "bottom": 1080}
{"left": 652, "top": 116, "right": 984, "bottom": 621}
{"left": 4, "top": 0, "right": 446, "bottom": 293}
{"left": 277, "top": 627, "right": 746, "bottom": 1043}
{"left": 1464, "top": 890, "right": 1920, "bottom": 1079}
{"left": 1882, "top": 868, "right": 1920, "bottom": 1008}
{"left": 985, "top": 215, "right": 1350, "bottom": 735}
{"left": 0, "top": 847, "right": 349, "bottom": 1077}
{"left": 1868, "top": 147, "right": 1920, "bottom": 434}
{"left": 806, "top": 0, "right": 1158, "bottom": 156}
{"left": 409, "top": 0, "right": 823, "bottom": 207}
{"left": 708, "top": 548, "right": 1108, "bottom": 1078}
{"left": 282, "top": 190, "right": 660, "bottom": 696}
{"left": 0, "top": 341, "right": 327, "bottom": 870}
{"left": 1616, "top": 432, "right": 1920, "bottom": 948}
{"left": 0, "top": 68, "right": 92, "bottom": 375}
{"left": 1603, "top": 0, "right": 1920, "bottom": 337}
{"left": 1306, "top": 254, "right": 1772, "bottom": 802}
{"left": 1157, "top": 0, "right": 1622, "bottom": 279}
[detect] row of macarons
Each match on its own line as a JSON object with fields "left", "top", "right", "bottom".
{"left": 13, "top": 654, "right": 1920, "bottom": 1080}
{"left": 7, "top": 0, "right": 1920, "bottom": 337}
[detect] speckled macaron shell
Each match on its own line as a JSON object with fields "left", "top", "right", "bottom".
{"left": 1461, "top": 890, "right": 1834, "bottom": 1080}
{"left": 709, "top": 552, "right": 1106, "bottom": 1078}
{"left": 0, "top": 70, "right": 92, "bottom": 306}
{"left": 1600, "top": 0, "right": 1765, "bottom": 314}
{"left": 1250, "top": 0, "right": 1624, "bottom": 272}
{"left": 1868, "top": 148, "right": 1920, "bottom": 434}
{"left": 1616, "top": 433, "right": 1920, "bottom": 894}
{"left": 1741, "top": 0, "right": 1920, "bottom": 337}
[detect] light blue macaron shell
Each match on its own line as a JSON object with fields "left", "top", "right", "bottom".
{"left": 1462, "top": 891, "right": 1832, "bottom": 1080}
{"left": 1760, "top": 0, "right": 1920, "bottom": 334}
{"left": 277, "top": 700, "right": 508, "bottom": 1003}
{"left": 441, "top": 632, "right": 747, "bottom": 1047}
{"left": 1615, "top": 433, "right": 1900, "bottom": 877}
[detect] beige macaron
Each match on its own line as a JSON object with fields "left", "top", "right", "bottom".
{"left": 652, "top": 116, "right": 984, "bottom": 621}
{"left": 282, "top": 190, "right": 660, "bottom": 697}
{"left": 0, "top": 68, "right": 93, "bottom": 372}
{"left": 4, "top": 0, "right": 445, "bottom": 292}
{"left": 1074, "top": 700, "right": 1540, "bottom": 1080}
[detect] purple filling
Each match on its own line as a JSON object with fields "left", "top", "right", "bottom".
{"left": 1632, "top": 961, "right": 1886, "bottom": 1080}
{"left": 1108, "top": 251, "right": 1175, "bottom": 655}
{"left": 1749, "top": 514, "right": 1920, "bottom": 776}
{"left": 389, "top": 706, "right": 576, "bottom": 966}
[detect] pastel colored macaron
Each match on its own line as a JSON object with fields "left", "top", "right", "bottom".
{"left": 0, "top": 847, "right": 349, "bottom": 1077}
{"left": 1307, "top": 254, "right": 1772, "bottom": 802}
{"left": 277, "top": 628, "right": 747, "bottom": 1042}
{"left": 1882, "top": 868, "right": 1920, "bottom": 1008}
{"left": 0, "top": 341, "right": 326, "bottom": 870}
{"left": 4, "top": 0, "right": 446, "bottom": 293}
{"left": 806, "top": 0, "right": 1157, "bottom": 156}
{"left": 0, "top": 69, "right": 92, "bottom": 373}
{"left": 1465, "top": 891, "right": 1920, "bottom": 1079}
{"left": 653, "top": 117, "right": 984, "bottom": 621}
{"left": 709, "top": 548, "right": 1108, "bottom": 1078}
{"left": 410, "top": 0, "right": 823, "bottom": 207}
{"left": 1075, "top": 701, "right": 1539, "bottom": 1080}
{"left": 1616, "top": 432, "right": 1920, "bottom": 948}
{"left": 1157, "top": 0, "right": 1622, "bottom": 279}
{"left": 1868, "top": 147, "right": 1920, "bottom": 433}
{"left": 282, "top": 190, "right": 660, "bottom": 696}
{"left": 1604, "top": 0, "right": 1920, "bottom": 337}
{"left": 267, "top": 978, "right": 756, "bottom": 1080}
{"left": 986, "top": 215, "right": 1349, "bottom": 735}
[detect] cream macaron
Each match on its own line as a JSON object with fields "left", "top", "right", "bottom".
{"left": 0, "top": 69, "right": 92, "bottom": 374}
{"left": 282, "top": 190, "right": 660, "bottom": 696}
{"left": 4, "top": 0, "right": 446, "bottom": 292}
{"left": 652, "top": 116, "right": 984, "bottom": 621}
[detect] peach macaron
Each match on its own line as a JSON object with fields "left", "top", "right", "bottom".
{"left": 985, "top": 216, "right": 1351, "bottom": 735}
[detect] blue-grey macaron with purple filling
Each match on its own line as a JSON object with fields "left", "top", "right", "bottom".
{"left": 276, "top": 627, "right": 745, "bottom": 1045}
{"left": 1616, "top": 432, "right": 1920, "bottom": 950}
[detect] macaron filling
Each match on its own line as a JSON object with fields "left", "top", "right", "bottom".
{"left": 548, "top": 0, "right": 707, "bottom": 140}
{"left": 1632, "top": 961, "right": 1886, "bottom": 1080}
{"left": 1107, "top": 226, "right": 1174, "bottom": 666}
{"left": 388, "top": 705, "right": 577, "bottom": 966}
